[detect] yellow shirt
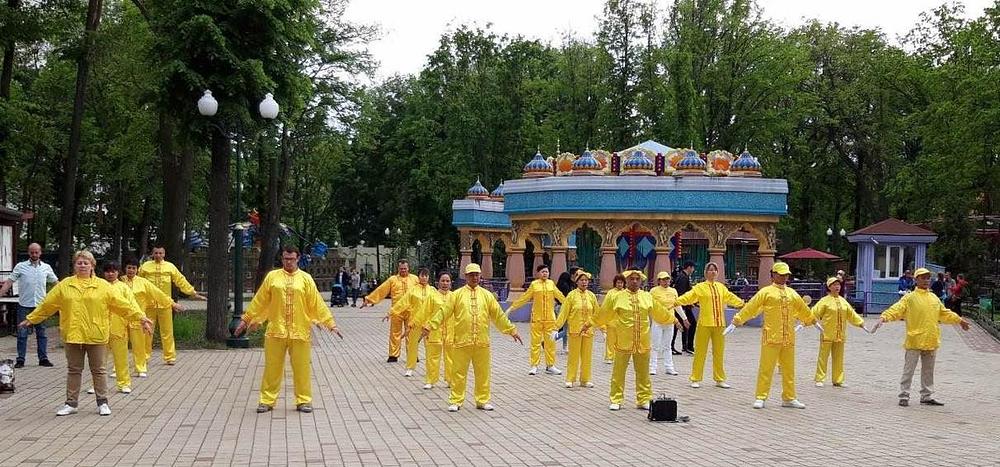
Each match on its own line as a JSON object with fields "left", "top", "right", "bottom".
{"left": 554, "top": 288, "right": 599, "bottom": 336}
{"left": 426, "top": 285, "right": 516, "bottom": 349}
{"left": 107, "top": 281, "right": 144, "bottom": 338}
{"left": 812, "top": 295, "right": 864, "bottom": 343}
{"left": 122, "top": 275, "right": 175, "bottom": 327}
{"left": 734, "top": 284, "right": 815, "bottom": 346}
{"left": 138, "top": 260, "right": 197, "bottom": 307}
{"left": 242, "top": 269, "right": 335, "bottom": 342}
{"left": 649, "top": 285, "right": 680, "bottom": 317}
{"left": 390, "top": 283, "right": 445, "bottom": 343}
{"left": 594, "top": 289, "right": 677, "bottom": 353}
{"left": 436, "top": 289, "right": 454, "bottom": 346}
{"left": 881, "top": 288, "right": 962, "bottom": 350}
{"left": 506, "top": 278, "right": 566, "bottom": 323}
{"left": 365, "top": 274, "right": 420, "bottom": 305}
{"left": 599, "top": 287, "right": 625, "bottom": 330}
{"left": 676, "top": 281, "right": 745, "bottom": 327}
{"left": 26, "top": 276, "right": 146, "bottom": 345}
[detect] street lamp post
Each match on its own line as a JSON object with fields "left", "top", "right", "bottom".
{"left": 198, "top": 90, "right": 279, "bottom": 348}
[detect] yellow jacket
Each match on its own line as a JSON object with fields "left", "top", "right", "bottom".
{"left": 122, "top": 275, "right": 175, "bottom": 328}
{"left": 26, "top": 276, "right": 146, "bottom": 345}
{"left": 881, "top": 288, "right": 962, "bottom": 350}
{"left": 676, "top": 281, "right": 745, "bottom": 327}
{"left": 594, "top": 289, "right": 677, "bottom": 353}
{"left": 506, "top": 278, "right": 566, "bottom": 323}
{"left": 391, "top": 283, "right": 445, "bottom": 343}
{"left": 138, "top": 260, "right": 197, "bottom": 306}
{"left": 426, "top": 285, "right": 516, "bottom": 349}
{"left": 436, "top": 289, "right": 453, "bottom": 346}
{"left": 650, "top": 285, "right": 681, "bottom": 322}
{"left": 599, "top": 287, "right": 625, "bottom": 330}
{"left": 554, "top": 288, "right": 599, "bottom": 336}
{"left": 812, "top": 295, "right": 864, "bottom": 343}
{"left": 107, "top": 281, "right": 145, "bottom": 338}
{"left": 242, "top": 269, "right": 335, "bottom": 342}
{"left": 733, "top": 284, "right": 815, "bottom": 346}
{"left": 365, "top": 274, "right": 420, "bottom": 305}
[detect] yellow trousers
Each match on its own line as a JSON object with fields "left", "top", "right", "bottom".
{"left": 449, "top": 346, "right": 491, "bottom": 406}
{"left": 388, "top": 315, "right": 404, "bottom": 358}
{"left": 145, "top": 307, "right": 176, "bottom": 363}
{"left": 260, "top": 336, "right": 312, "bottom": 406}
{"left": 756, "top": 344, "right": 796, "bottom": 401}
{"left": 405, "top": 333, "right": 421, "bottom": 369}
{"left": 815, "top": 341, "right": 846, "bottom": 384}
{"left": 130, "top": 327, "right": 148, "bottom": 373}
{"left": 691, "top": 326, "right": 726, "bottom": 383}
{"left": 530, "top": 321, "right": 556, "bottom": 367}
{"left": 108, "top": 335, "right": 131, "bottom": 390}
{"left": 604, "top": 327, "right": 616, "bottom": 361}
{"left": 566, "top": 334, "right": 594, "bottom": 384}
{"left": 424, "top": 342, "right": 443, "bottom": 385}
{"left": 443, "top": 345, "right": 454, "bottom": 386}
{"left": 610, "top": 351, "right": 651, "bottom": 405}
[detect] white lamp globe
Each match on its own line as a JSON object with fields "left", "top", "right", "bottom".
{"left": 198, "top": 90, "right": 218, "bottom": 116}
{"left": 259, "top": 93, "right": 279, "bottom": 119}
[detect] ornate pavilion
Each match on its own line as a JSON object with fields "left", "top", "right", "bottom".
{"left": 451, "top": 141, "right": 788, "bottom": 291}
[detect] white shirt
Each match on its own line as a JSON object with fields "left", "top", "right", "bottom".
{"left": 9, "top": 260, "right": 58, "bottom": 307}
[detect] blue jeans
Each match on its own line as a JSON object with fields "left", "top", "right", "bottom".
{"left": 16, "top": 305, "right": 48, "bottom": 362}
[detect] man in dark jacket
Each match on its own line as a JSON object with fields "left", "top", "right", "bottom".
{"left": 673, "top": 261, "right": 696, "bottom": 354}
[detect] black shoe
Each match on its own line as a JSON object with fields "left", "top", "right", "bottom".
{"left": 14, "top": 361, "right": 24, "bottom": 369}
{"left": 920, "top": 399, "right": 944, "bottom": 406}
{"left": 898, "top": 399, "right": 909, "bottom": 407}
{"left": 296, "top": 404, "right": 313, "bottom": 413}
{"left": 387, "top": 356, "right": 398, "bottom": 363}
{"left": 39, "top": 359, "right": 54, "bottom": 367}
{"left": 671, "top": 350, "right": 682, "bottom": 355}
{"left": 256, "top": 404, "right": 273, "bottom": 413}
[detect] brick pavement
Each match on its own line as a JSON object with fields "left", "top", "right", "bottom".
{"left": 1, "top": 301, "right": 999, "bottom": 466}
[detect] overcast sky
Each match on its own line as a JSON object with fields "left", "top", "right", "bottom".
{"left": 344, "top": 0, "right": 992, "bottom": 79}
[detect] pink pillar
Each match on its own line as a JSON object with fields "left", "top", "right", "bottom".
{"left": 709, "top": 248, "right": 726, "bottom": 282}
{"left": 507, "top": 249, "right": 526, "bottom": 291}
{"left": 653, "top": 247, "right": 672, "bottom": 276}
{"left": 599, "top": 247, "right": 618, "bottom": 290}
{"left": 550, "top": 247, "right": 568, "bottom": 280}
{"left": 459, "top": 250, "right": 472, "bottom": 274}
{"left": 757, "top": 251, "right": 775, "bottom": 287}
{"left": 481, "top": 253, "right": 494, "bottom": 278}
{"left": 533, "top": 252, "right": 544, "bottom": 273}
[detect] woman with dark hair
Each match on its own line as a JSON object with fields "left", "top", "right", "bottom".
{"left": 676, "top": 262, "right": 745, "bottom": 389}
{"left": 812, "top": 277, "right": 866, "bottom": 387}
{"left": 391, "top": 267, "right": 435, "bottom": 379}
{"left": 505, "top": 265, "right": 566, "bottom": 375}
{"left": 600, "top": 274, "right": 627, "bottom": 364}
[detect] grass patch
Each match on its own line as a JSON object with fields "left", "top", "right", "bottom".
{"left": 156, "top": 310, "right": 264, "bottom": 349}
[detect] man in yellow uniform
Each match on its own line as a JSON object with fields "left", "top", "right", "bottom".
{"left": 600, "top": 274, "right": 626, "bottom": 364}
{"left": 422, "top": 263, "right": 523, "bottom": 412}
{"left": 676, "top": 262, "right": 744, "bottom": 388}
{"left": 813, "top": 276, "right": 866, "bottom": 387}
{"left": 731, "top": 262, "right": 816, "bottom": 409}
{"left": 586, "top": 270, "right": 685, "bottom": 410}
{"left": 871, "top": 267, "right": 970, "bottom": 407}
{"left": 122, "top": 257, "right": 181, "bottom": 377}
{"left": 138, "top": 245, "right": 206, "bottom": 366}
{"left": 649, "top": 272, "right": 687, "bottom": 376}
{"left": 390, "top": 268, "right": 436, "bottom": 380}
{"left": 505, "top": 265, "right": 566, "bottom": 375}
{"left": 236, "top": 246, "right": 342, "bottom": 413}
{"left": 362, "top": 259, "right": 419, "bottom": 362}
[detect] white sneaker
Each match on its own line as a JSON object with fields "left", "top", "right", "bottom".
{"left": 649, "top": 369, "right": 658, "bottom": 375}
{"left": 110, "top": 373, "right": 116, "bottom": 379}
{"left": 138, "top": 372, "right": 148, "bottom": 378}
{"left": 447, "top": 404, "right": 460, "bottom": 412}
{"left": 86, "top": 388, "right": 95, "bottom": 394}
{"left": 583, "top": 382, "right": 594, "bottom": 388}
{"left": 528, "top": 367, "right": 538, "bottom": 375}
{"left": 637, "top": 402, "right": 650, "bottom": 410}
{"left": 782, "top": 399, "right": 806, "bottom": 409}
{"left": 604, "top": 359, "right": 613, "bottom": 364}
{"left": 564, "top": 382, "right": 573, "bottom": 388}
{"left": 716, "top": 382, "right": 732, "bottom": 389}
{"left": 752, "top": 399, "right": 765, "bottom": 409}
{"left": 666, "top": 369, "right": 679, "bottom": 376}
{"left": 833, "top": 383, "right": 848, "bottom": 388}
{"left": 98, "top": 403, "right": 112, "bottom": 416}
{"left": 476, "top": 403, "right": 495, "bottom": 411}
{"left": 403, "top": 369, "right": 413, "bottom": 377}
{"left": 609, "top": 403, "right": 621, "bottom": 411}
{"left": 119, "top": 387, "right": 132, "bottom": 394}
{"left": 545, "top": 366, "right": 562, "bottom": 375}
{"left": 815, "top": 382, "right": 824, "bottom": 387}
{"left": 690, "top": 382, "right": 700, "bottom": 388}
{"left": 422, "top": 384, "right": 432, "bottom": 390}
{"left": 56, "top": 405, "right": 78, "bottom": 416}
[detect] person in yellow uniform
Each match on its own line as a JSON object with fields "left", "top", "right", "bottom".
{"left": 731, "top": 262, "right": 816, "bottom": 409}
{"left": 600, "top": 274, "right": 626, "bottom": 364}
{"left": 505, "top": 265, "right": 566, "bottom": 375}
{"left": 553, "top": 270, "right": 600, "bottom": 388}
{"left": 390, "top": 268, "right": 436, "bottom": 380}
{"left": 422, "top": 263, "right": 523, "bottom": 412}
{"left": 362, "top": 259, "right": 419, "bottom": 362}
{"left": 585, "top": 270, "right": 686, "bottom": 411}
{"left": 434, "top": 272, "right": 454, "bottom": 388}
{"left": 871, "top": 267, "right": 971, "bottom": 407}
{"left": 235, "top": 246, "right": 342, "bottom": 414}
{"left": 138, "top": 245, "right": 206, "bottom": 366}
{"left": 19, "top": 250, "right": 152, "bottom": 416}
{"left": 122, "top": 257, "right": 182, "bottom": 378}
{"left": 649, "top": 271, "right": 687, "bottom": 376}
{"left": 676, "top": 262, "right": 745, "bottom": 388}
{"left": 813, "top": 276, "right": 866, "bottom": 387}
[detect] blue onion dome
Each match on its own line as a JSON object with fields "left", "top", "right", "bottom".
{"left": 523, "top": 150, "right": 554, "bottom": 178}
{"left": 571, "top": 150, "right": 602, "bottom": 175}
{"left": 731, "top": 149, "right": 762, "bottom": 176}
{"left": 621, "top": 150, "right": 655, "bottom": 176}
{"left": 466, "top": 178, "right": 490, "bottom": 199}
{"left": 676, "top": 149, "right": 707, "bottom": 173}
{"left": 490, "top": 181, "right": 505, "bottom": 199}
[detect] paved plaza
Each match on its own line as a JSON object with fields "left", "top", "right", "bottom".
{"left": 1, "top": 300, "right": 999, "bottom": 466}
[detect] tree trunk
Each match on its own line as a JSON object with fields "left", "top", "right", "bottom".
{"left": 158, "top": 112, "right": 196, "bottom": 270}
{"left": 0, "top": 0, "right": 22, "bottom": 205}
{"left": 254, "top": 126, "right": 292, "bottom": 288}
{"left": 205, "top": 130, "right": 231, "bottom": 342}
{"left": 57, "top": 0, "right": 103, "bottom": 276}
{"left": 135, "top": 195, "right": 152, "bottom": 259}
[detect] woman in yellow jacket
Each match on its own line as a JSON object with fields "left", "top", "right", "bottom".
{"left": 391, "top": 268, "right": 439, "bottom": 382}
{"left": 505, "top": 265, "right": 566, "bottom": 375}
{"left": 235, "top": 246, "right": 342, "bottom": 414}
{"left": 586, "top": 270, "right": 685, "bottom": 411}
{"left": 553, "top": 270, "right": 599, "bottom": 388}
{"left": 122, "top": 257, "right": 179, "bottom": 377}
{"left": 435, "top": 272, "right": 454, "bottom": 388}
{"left": 731, "top": 262, "right": 816, "bottom": 409}
{"left": 871, "top": 267, "right": 970, "bottom": 407}
{"left": 812, "top": 276, "right": 866, "bottom": 387}
{"left": 423, "top": 263, "right": 523, "bottom": 412}
{"left": 600, "top": 274, "right": 626, "bottom": 364}
{"left": 675, "top": 262, "right": 745, "bottom": 388}
{"left": 19, "top": 250, "right": 152, "bottom": 416}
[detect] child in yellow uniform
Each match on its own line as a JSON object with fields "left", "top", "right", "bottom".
{"left": 506, "top": 265, "right": 566, "bottom": 375}
{"left": 676, "top": 262, "right": 744, "bottom": 388}
{"left": 554, "top": 270, "right": 599, "bottom": 388}
{"left": 812, "top": 277, "right": 866, "bottom": 387}
{"left": 600, "top": 274, "right": 626, "bottom": 364}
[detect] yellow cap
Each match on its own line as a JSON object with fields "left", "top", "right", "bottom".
{"left": 656, "top": 271, "right": 671, "bottom": 280}
{"left": 573, "top": 270, "right": 592, "bottom": 282}
{"left": 464, "top": 263, "right": 482, "bottom": 274}
{"left": 623, "top": 269, "right": 648, "bottom": 282}
{"left": 771, "top": 262, "right": 791, "bottom": 275}
{"left": 914, "top": 267, "right": 932, "bottom": 278}
{"left": 825, "top": 276, "right": 842, "bottom": 288}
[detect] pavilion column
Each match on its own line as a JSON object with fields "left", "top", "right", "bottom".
{"left": 506, "top": 248, "right": 526, "bottom": 291}
{"left": 757, "top": 249, "right": 776, "bottom": 287}
{"left": 653, "top": 247, "right": 672, "bottom": 276}
{"left": 599, "top": 247, "right": 618, "bottom": 290}
{"left": 533, "top": 251, "right": 544, "bottom": 272}
{"left": 550, "top": 247, "right": 568, "bottom": 279}
{"left": 459, "top": 250, "right": 472, "bottom": 273}
{"left": 481, "top": 252, "right": 494, "bottom": 278}
{"left": 708, "top": 247, "right": 726, "bottom": 282}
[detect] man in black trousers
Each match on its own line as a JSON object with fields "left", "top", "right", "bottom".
{"left": 672, "top": 261, "right": 697, "bottom": 354}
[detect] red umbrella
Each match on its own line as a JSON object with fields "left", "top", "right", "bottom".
{"left": 778, "top": 248, "right": 841, "bottom": 261}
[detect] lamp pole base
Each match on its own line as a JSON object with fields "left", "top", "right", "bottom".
{"left": 226, "top": 336, "right": 250, "bottom": 348}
